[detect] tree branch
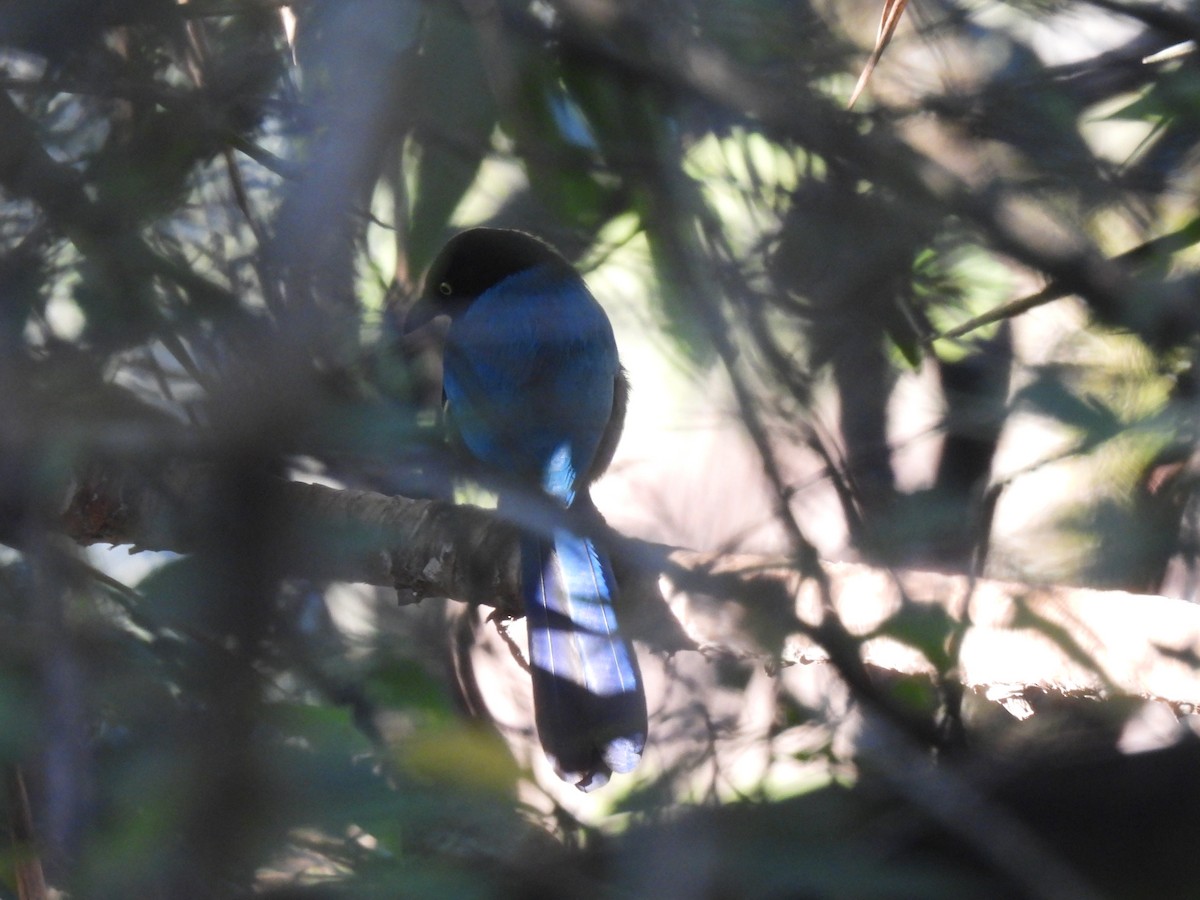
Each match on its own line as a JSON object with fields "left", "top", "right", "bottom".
{"left": 62, "top": 467, "right": 1200, "bottom": 712}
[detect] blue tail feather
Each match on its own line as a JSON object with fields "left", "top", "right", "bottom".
{"left": 522, "top": 528, "right": 646, "bottom": 791}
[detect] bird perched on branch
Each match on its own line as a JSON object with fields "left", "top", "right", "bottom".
{"left": 405, "top": 228, "right": 646, "bottom": 791}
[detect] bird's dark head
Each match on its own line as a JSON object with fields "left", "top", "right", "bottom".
{"left": 404, "top": 228, "right": 575, "bottom": 333}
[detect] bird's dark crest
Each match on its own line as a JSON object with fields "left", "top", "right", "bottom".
{"left": 405, "top": 228, "right": 579, "bottom": 334}
{"left": 422, "top": 228, "right": 578, "bottom": 305}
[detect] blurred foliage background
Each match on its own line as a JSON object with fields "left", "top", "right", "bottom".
{"left": 2, "top": 0, "right": 1200, "bottom": 897}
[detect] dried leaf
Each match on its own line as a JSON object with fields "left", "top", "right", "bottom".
{"left": 848, "top": 0, "right": 910, "bottom": 109}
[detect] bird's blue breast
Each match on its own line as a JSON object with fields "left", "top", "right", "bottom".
{"left": 441, "top": 265, "right": 618, "bottom": 503}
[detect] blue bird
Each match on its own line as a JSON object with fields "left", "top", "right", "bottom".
{"left": 406, "top": 228, "right": 646, "bottom": 791}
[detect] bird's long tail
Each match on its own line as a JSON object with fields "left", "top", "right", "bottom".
{"left": 521, "top": 527, "right": 646, "bottom": 791}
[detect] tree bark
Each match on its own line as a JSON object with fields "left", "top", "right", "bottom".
{"left": 62, "top": 467, "right": 1200, "bottom": 710}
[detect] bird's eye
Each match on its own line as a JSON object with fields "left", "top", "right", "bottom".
{"left": 438, "top": 281, "right": 453, "bottom": 297}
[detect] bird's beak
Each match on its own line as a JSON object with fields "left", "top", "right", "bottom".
{"left": 402, "top": 294, "right": 441, "bottom": 335}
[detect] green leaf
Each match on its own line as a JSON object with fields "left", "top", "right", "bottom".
{"left": 364, "top": 658, "right": 455, "bottom": 721}
{"left": 871, "top": 601, "right": 960, "bottom": 674}
{"left": 1015, "top": 370, "right": 1124, "bottom": 439}
{"left": 406, "top": 4, "right": 498, "bottom": 274}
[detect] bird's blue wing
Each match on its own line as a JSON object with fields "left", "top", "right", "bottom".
{"left": 443, "top": 268, "right": 617, "bottom": 499}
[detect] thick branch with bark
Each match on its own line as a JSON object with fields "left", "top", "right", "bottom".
{"left": 62, "top": 467, "right": 1200, "bottom": 711}
{"left": 64, "top": 464, "right": 521, "bottom": 611}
